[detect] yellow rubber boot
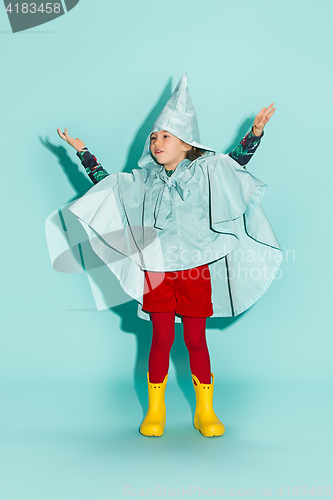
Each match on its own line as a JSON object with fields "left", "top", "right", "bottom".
{"left": 139, "top": 372, "right": 168, "bottom": 437}
{"left": 192, "top": 373, "right": 225, "bottom": 437}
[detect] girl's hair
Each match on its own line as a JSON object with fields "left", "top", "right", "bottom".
{"left": 185, "top": 146, "right": 206, "bottom": 161}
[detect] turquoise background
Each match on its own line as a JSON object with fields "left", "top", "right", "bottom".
{"left": 1, "top": 0, "right": 332, "bottom": 498}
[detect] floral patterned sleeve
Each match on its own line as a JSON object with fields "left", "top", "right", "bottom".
{"left": 228, "top": 128, "right": 264, "bottom": 167}
{"left": 76, "top": 148, "right": 109, "bottom": 184}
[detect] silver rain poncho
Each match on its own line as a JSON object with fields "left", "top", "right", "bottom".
{"left": 46, "top": 72, "right": 283, "bottom": 322}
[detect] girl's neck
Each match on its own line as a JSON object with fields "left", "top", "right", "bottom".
{"left": 163, "top": 157, "right": 189, "bottom": 173}
{"left": 165, "top": 167, "right": 175, "bottom": 177}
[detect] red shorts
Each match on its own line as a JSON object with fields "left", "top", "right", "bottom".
{"left": 142, "top": 264, "right": 213, "bottom": 317}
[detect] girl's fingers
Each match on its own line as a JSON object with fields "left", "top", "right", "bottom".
{"left": 254, "top": 109, "right": 264, "bottom": 124}
{"left": 257, "top": 104, "right": 274, "bottom": 117}
{"left": 264, "top": 104, "right": 275, "bottom": 118}
{"left": 64, "top": 128, "right": 74, "bottom": 145}
{"left": 57, "top": 127, "right": 75, "bottom": 146}
{"left": 264, "top": 107, "right": 275, "bottom": 121}
{"left": 254, "top": 103, "right": 276, "bottom": 128}
{"left": 57, "top": 127, "right": 66, "bottom": 140}
{"left": 259, "top": 104, "right": 274, "bottom": 117}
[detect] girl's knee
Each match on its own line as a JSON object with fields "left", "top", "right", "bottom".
{"left": 152, "top": 329, "right": 175, "bottom": 352}
{"left": 183, "top": 332, "right": 207, "bottom": 353}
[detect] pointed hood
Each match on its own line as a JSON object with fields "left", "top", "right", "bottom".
{"left": 138, "top": 72, "right": 215, "bottom": 168}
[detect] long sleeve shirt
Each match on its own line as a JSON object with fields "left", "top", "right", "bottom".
{"left": 76, "top": 128, "right": 264, "bottom": 185}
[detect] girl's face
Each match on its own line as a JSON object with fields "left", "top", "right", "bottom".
{"left": 150, "top": 130, "right": 191, "bottom": 170}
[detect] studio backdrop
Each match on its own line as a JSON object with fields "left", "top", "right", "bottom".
{"left": 1, "top": 1, "right": 332, "bottom": 499}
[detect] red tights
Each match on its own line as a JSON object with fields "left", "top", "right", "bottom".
{"left": 148, "top": 312, "right": 211, "bottom": 384}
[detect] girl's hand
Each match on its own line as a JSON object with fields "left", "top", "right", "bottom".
{"left": 252, "top": 103, "right": 276, "bottom": 136}
{"left": 57, "top": 127, "right": 85, "bottom": 151}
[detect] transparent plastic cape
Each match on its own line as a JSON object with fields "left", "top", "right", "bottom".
{"left": 45, "top": 154, "right": 283, "bottom": 322}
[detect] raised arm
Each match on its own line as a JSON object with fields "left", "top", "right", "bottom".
{"left": 228, "top": 103, "right": 275, "bottom": 168}
{"left": 57, "top": 128, "right": 109, "bottom": 184}
{"left": 228, "top": 128, "right": 263, "bottom": 167}
{"left": 76, "top": 148, "right": 109, "bottom": 184}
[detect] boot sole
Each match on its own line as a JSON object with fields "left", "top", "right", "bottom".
{"left": 194, "top": 423, "right": 225, "bottom": 437}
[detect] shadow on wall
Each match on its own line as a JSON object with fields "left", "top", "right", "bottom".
{"left": 223, "top": 117, "right": 255, "bottom": 154}
{"left": 41, "top": 77, "right": 252, "bottom": 418}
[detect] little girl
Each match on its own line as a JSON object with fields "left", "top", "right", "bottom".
{"left": 57, "top": 73, "right": 282, "bottom": 438}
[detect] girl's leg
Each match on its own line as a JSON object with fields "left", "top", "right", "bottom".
{"left": 184, "top": 316, "right": 224, "bottom": 436}
{"left": 183, "top": 316, "right": 211, "bottom": 384}
{"left": 148, "top": 311, "right": 176, "bottom": 383}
